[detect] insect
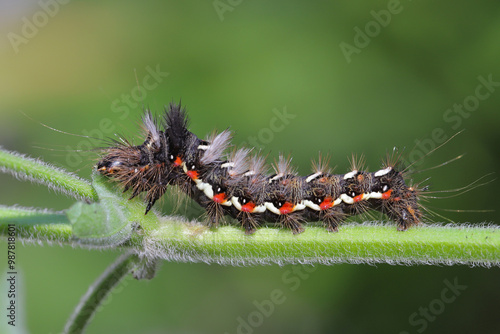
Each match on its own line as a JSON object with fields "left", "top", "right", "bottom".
{"left": 95, "top": 103, "right": 437, "bottom": 234}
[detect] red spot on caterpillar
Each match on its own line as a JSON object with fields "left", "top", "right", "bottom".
{"left": 353, "top": 194, "right": 364, "bottom": 202}
{"left": 213, "top": 193, "right": 227, "bottom": 204}
{"left": 186, "top": 170, "right": 199, "bottom": 180}
{"left": 382, "top": 189, "right": 392, "bottom": 199}
{"left": 320, "top": 197, "right": 334, "bottom": 210}
{"left": 173, "top": 156, "right": 182, "bottom": 166}
{"left": 279, "top": 202, "right": 295, "bottom": 214}
{"left": 241, "top": 202, "right": 256, "bottom": 213}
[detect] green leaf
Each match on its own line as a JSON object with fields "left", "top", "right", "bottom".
{"left": 66, "top": 173, "right": 137, "bottom": 247}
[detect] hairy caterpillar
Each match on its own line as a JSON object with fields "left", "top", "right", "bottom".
{"left": 96, "top": 102, "right": 425, "bottom": 234}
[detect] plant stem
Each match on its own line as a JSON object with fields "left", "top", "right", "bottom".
{"left": 0, "top": 205, "right": 69, "bottom": 225}
{"left": 0, "top": 148, "right": 97, "bottom": 201}
{"left": 63, "top": 252, "right": 140, "bottom": 334}
{"left": 142, "top": 220, "right": 500, "bottom": 267}
{"left": 0, "top": 205, "right": 73, "bottom": 245}
{"left": 1, "top": 206, "right": 498, "bottom": 266}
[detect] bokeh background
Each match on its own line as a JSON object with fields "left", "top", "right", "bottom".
{"left": 1, "top": 1, "right": 500, "bottom": 333}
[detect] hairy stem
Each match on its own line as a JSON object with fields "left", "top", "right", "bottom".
{"left": 0, "top": 147, "right": 97, "bottom": 201}
{"left": 63, "top": 252, "right": 140, "bottom": 334}
{"left": 139, "top": 220, "right": 500, "bottom": 267}
{"left": 1, "top": 216, "right": 498, "bottom": 267}
{"left": 0, "top": 205, "right": 69, "bottom": 225}
{"left": 0, "top": 206, "right": 73, "bottom": 244}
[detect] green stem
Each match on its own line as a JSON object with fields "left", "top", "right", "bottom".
{"left": 2, "top": 215, "right": 498, "bottom": 266}
{"left": 63, "top": 252, "right": 140, "bottom": 334}
{"left": 0, "top": 205, "right": 73, "bottom": 244}
{"left": 0, "top": 205, "right": 69, "bottom": 225}
{"left": 0, "top": 147, "right": 97, "bottom": 201}
{"left": 142, "top": 220, "right": 500, "bottom": 267}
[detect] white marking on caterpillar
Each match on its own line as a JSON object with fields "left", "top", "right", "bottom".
{"left": 265, "top": 202, "right": 282, "bottom": 215}
{"left": 182, "top": 161, "right": 227, "bottom": 204}
{"left": 295, "top": 202, "right": 306, "bottom": 211}
{"left": 269, "top": 174, "right": 284, "bottom": 183}
{"left": 197, "top": 181, "right": 213, "bottom": 201}
{"left": 340, "top": 193, "right": 354, "bottom": 204}
{"left": 220, "top": 199, "right": 232, "bottom": 206}
{"left": 195, "top": 179, "right": 206, "bottom": 190}
{"left": 253, "top": 205, "right": 266, "bottom": 213}
{"left": 304, "top": 200, "right": 321, "bottom": 211}
{"left": 344, "top": 170, "right": 357, "bottom": 180}
{"left": 244, "top": 170, "right": 255, "bottom": 177}
{"left": 195, "top": 179, "right": 232, "bottom": 206}
{"left": 366, "top": 192, "right": 383, "bottom": 199}
{"left": 231, "top": 196, "right": 266, "bottom": 213}
{"left": 231, "top": 197, "right": 266, "bottom": 213}
{"left": 374, "top": 167, "right": 392, "bottom": 177}
{"left": 198, "top": 144, "right": 210, "bottom": 150}
{"left": 231, "top": 196, "right": 242, "bottom": 210}
{"left": 306, "top": 172, "right": 322, "bottom": 183}
{"left": 221, "top": 162, "right": 235, "bottom": 168}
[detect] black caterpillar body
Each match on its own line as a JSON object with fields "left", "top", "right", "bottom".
{"left": 96, "top": 103, "right": 423, "bottom": 234}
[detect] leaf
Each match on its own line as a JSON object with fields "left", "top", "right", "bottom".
{"left": 66, "top": 173, "right": 135, "bottom": 247}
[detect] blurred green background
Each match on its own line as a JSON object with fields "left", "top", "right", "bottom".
{"left": 1, "top": 1, "right": 500, "bottom": 333}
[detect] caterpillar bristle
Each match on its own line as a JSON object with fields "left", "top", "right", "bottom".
{"left": 141, "top": 110, "right": 161, "bottom": 147}
{"left": 227, "top": 148, "right": 251, "bottom": 178}
{"left": 311, "top": 153, "right": 332, "bottom": 175}
{"left": 95, "top": 102, "right": 482, "bottom": 234}
{"left": 272, "top": 154, "right": 296, "bottom": 178}
{"left": 348, "top": 153, "right": 366, "bottom": 173}
{"left": 248, "top": 154, "right": 268, "bottom": 178}
{"left": 164, "top": 102, "right": 191, "bottom": 156}
{"left": 200, "top": 129, "right": 232, "bottom": 165}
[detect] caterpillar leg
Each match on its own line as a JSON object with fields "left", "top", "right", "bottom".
{"left": 238, "top": 212, "right": 261, "bottom": 235}
{"left": 280, "top": 213, "right": 305, "bottom": 234}
{"left": 145, "top": 184, "right": 167, "bottom": 214}
{"left": 321, "top": 207, "right": 346, "bottom": 232}
{"left": 384, "top": 202, "right": 422, "bottom": 231}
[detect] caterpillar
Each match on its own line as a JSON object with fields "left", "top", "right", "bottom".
{"left": 96, "top": 102, "right": 424, "bottom": 234}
